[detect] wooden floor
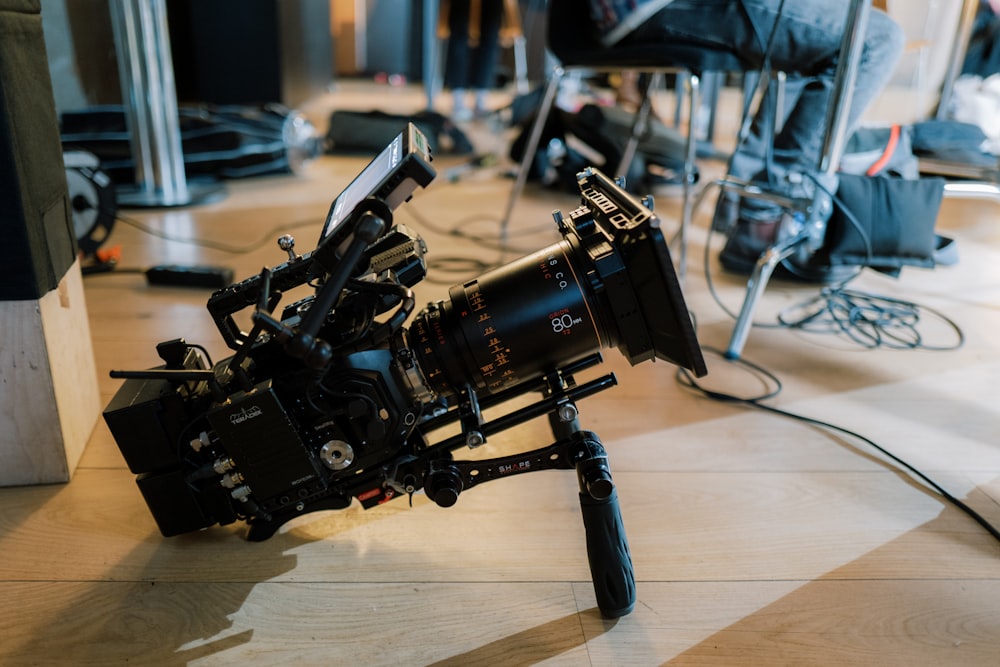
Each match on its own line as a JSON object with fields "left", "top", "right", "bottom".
{"left": 3, "top": 80, "right": 1000, "bottom": 666}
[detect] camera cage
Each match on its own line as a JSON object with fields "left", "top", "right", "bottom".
{"left": 104, "top": 123, "right": 706, "bottom": 619}
{"left": 206, "top": 123, "right": 435, "bottom": 353}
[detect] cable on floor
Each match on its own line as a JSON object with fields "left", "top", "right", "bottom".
{"left": 398, "top": 200, "right": 563, "bottom": 284}
{"left": 676, "top": 346, "right": 1000, "bottom": 545}
{"left": 113, "top": 210, "right": 324, "bottom": 255}
{"left": 777, "top": 286, "right": 965, "bottom": 351}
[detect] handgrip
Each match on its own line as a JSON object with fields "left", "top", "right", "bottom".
{"left": 579, "top": 488, "right": 636, "bottom": 618}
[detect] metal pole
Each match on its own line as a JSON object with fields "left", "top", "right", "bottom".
{"left": 109, "top": 0, "right": 222, "bottom": 207}
{"left": 424, "top": 0, "right": 441, "bottom": 109}
{"left": 935, "top": 0, "right": 981, "bottom": 119}
{"left": 817, "top": 0, "right": 870, "bottom": 175}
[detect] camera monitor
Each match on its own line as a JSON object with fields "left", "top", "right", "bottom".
{"left": 314, "top": 123, "right": 435, "bottom": 270}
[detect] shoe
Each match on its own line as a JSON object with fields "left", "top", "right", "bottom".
{"left": 720, "top": 227, "right": 856, "bottom": 284}
{"left": 719, "top": 196, "right": 855, "bottom": 284}
{"left": 711, "top": 191, "right": 740, "bottom": 233}
{"left": 718, "top": 198, "right": 783, "bottom": 274}
{"left": 934, "top": 235, "right": 959, "bottom": 266}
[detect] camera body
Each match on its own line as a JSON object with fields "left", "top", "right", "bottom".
{"left": 104, "top": 124, "right": 705, "bottom": 615}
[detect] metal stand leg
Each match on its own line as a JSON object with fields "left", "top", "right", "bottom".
{"left": 664, "top": 71, "right": 701, "bottom": 280}
{"left": 499, "top": 68, "right": 563, "bottom": 237}
{"left": 923, "top": 0, "right": 1000, "bottom": 202}
{"left": 617, "top": 74, "right": 659, "bottom": 180}
{"left": 513, "top": 35, "right": 530, "bottom": 95}
{"left": 724, "top": 233, "right": 806, "bottom": 360}
{"left": 109, "top": 0, "right": 223, "bottom": 207}
{"left": 934, "top": 0, "right": 981, "bottom": 121}
{"left": 424, "top": 0, "right": 441, "bottom": 110}
{"left": 678, "top": 72, "right": 701, "bottom": 279}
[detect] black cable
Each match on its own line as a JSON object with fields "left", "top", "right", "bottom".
{"left": 777, "top": 175, "right": 963, "bottom": 351}
{"left": 187, "top": 343, "right": 215, "bottom": 369}
{"left": 777, "top": 287, "right": 965, "bottom": 351}
{"left": 731, "top": 0, "right": 789, "bottom": 192}
{"left": 677, "top": 345, "right": 783, "bottom": 403}
{"left": 676, "top": 347, "right": 1000, "bottom": 544}
{"left": 113, "top": 210, "right": 324, "bottom": 255}
{"left": 397, "top": 199, "right": 561, "bottom": 283}
{"left": 401, "top": 202, "right": 556, "bottom": 251}
{"left": 106, "top": 195, "right": 543, "bottom": 286}
{"left": 703, "top": 0, "right": 819, "bottom": 324}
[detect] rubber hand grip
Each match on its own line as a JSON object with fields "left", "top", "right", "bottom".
{"left": 579, "top": 488, "right": 636, "bottom": 618}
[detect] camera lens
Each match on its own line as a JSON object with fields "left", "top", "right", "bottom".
{"left": 409, "top": 240, "right": 614, "bottom": 399}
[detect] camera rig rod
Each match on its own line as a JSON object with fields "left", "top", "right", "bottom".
{"left": 425, "top": 372, "right": 617, "bottom": 454}
{"left": 273, "top": 206, "right": 389, "bottom": 370}
{"left": 108, "top": 368, "right": 227, "bottom": 402}
{"left": 419, "top": 354, "right": 607, "bottom": 438}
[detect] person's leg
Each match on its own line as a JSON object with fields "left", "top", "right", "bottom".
{"left": 629, "top": 0, "right": 903, "bottom": 191}
{"left": 445, "top": 0, "right": 473, "bottom": 118}
{"left": 625, "top": 0, "right": 904, "bottom": 274}
{"left": 737, "top": 0, "right": 905, "bottom": 190}
{"left": 470, "top": 0, "right": 504, "bottom": 115}
{"left": 729, "top": 1, "right": 904, "bottom": 275}
{"left": 729, "top": 2, "right": 903, "bottom": 274}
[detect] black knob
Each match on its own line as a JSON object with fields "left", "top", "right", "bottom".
{"left": 425, "top": 467, "right": 463, "bottom": 508}
{"left": 585, "top": 473, "right": 614, "bottom": 500}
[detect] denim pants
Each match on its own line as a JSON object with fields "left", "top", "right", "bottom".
{"left": 444, "top": 0, "right": 504, "bottom": 91}
{"left": 625, "top": 0, "right": 905, "bottom": 195}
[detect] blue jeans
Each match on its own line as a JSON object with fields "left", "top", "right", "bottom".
{"left": 444, "top": 0, "right": 504, "bottom": 91}
{"left": 625, "top": 0, "right": 905, "bottom": 195}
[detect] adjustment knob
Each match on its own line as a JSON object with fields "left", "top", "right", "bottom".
{"left": 424, "top": 466, "right": 463, "bottom": 508}
{"left": 278, "top": 234, "right": 298, "bottom": 261}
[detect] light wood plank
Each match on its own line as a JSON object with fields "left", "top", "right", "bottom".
{"left": 0, "top": 260, "right": 100, "bottom": 485}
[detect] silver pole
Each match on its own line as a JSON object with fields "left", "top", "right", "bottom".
{"left": 424, "top": 0, "right": 440, "bottom": 109}
{"left": 935, "top": 0, "right": 981, "bottom": 120}
{"left": 109, "top": 0, "right": 191, "bottom": 206}
{"left": 817, "top": 0, "right": 870, "bottom": 175}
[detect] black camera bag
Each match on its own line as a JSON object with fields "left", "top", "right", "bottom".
{"left": 818, "top": 172, "right": 947, "bottom": 274}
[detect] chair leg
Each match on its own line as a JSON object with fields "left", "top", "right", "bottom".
{"left": 500, "top": 67, "right": 564, "bottom": 236}
{"left": 677, "top": 71, "right": 700, "bottom": 279}
{"left": 699, "top": 70, "right": 723, "bottom": 143}
{"left": 512, "top": 36, "right": 529, "bottom": 95}
{"left": 724, "top": 233, "right": 808, "bottom": 360}
{"left": 616, "top": 72, "right": 660, "bottom": 180}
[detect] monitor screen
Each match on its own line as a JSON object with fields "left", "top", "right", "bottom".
{"left": 312, "top": 124, "right": 434, "bottom": 272}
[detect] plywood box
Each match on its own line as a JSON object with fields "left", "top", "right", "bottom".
{"left": 0, "top": 260, "right": 100, "bottom": 486}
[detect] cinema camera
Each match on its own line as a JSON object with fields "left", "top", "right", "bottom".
{"left": 104, "top": 124, "right": 706, "bottom": 618}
